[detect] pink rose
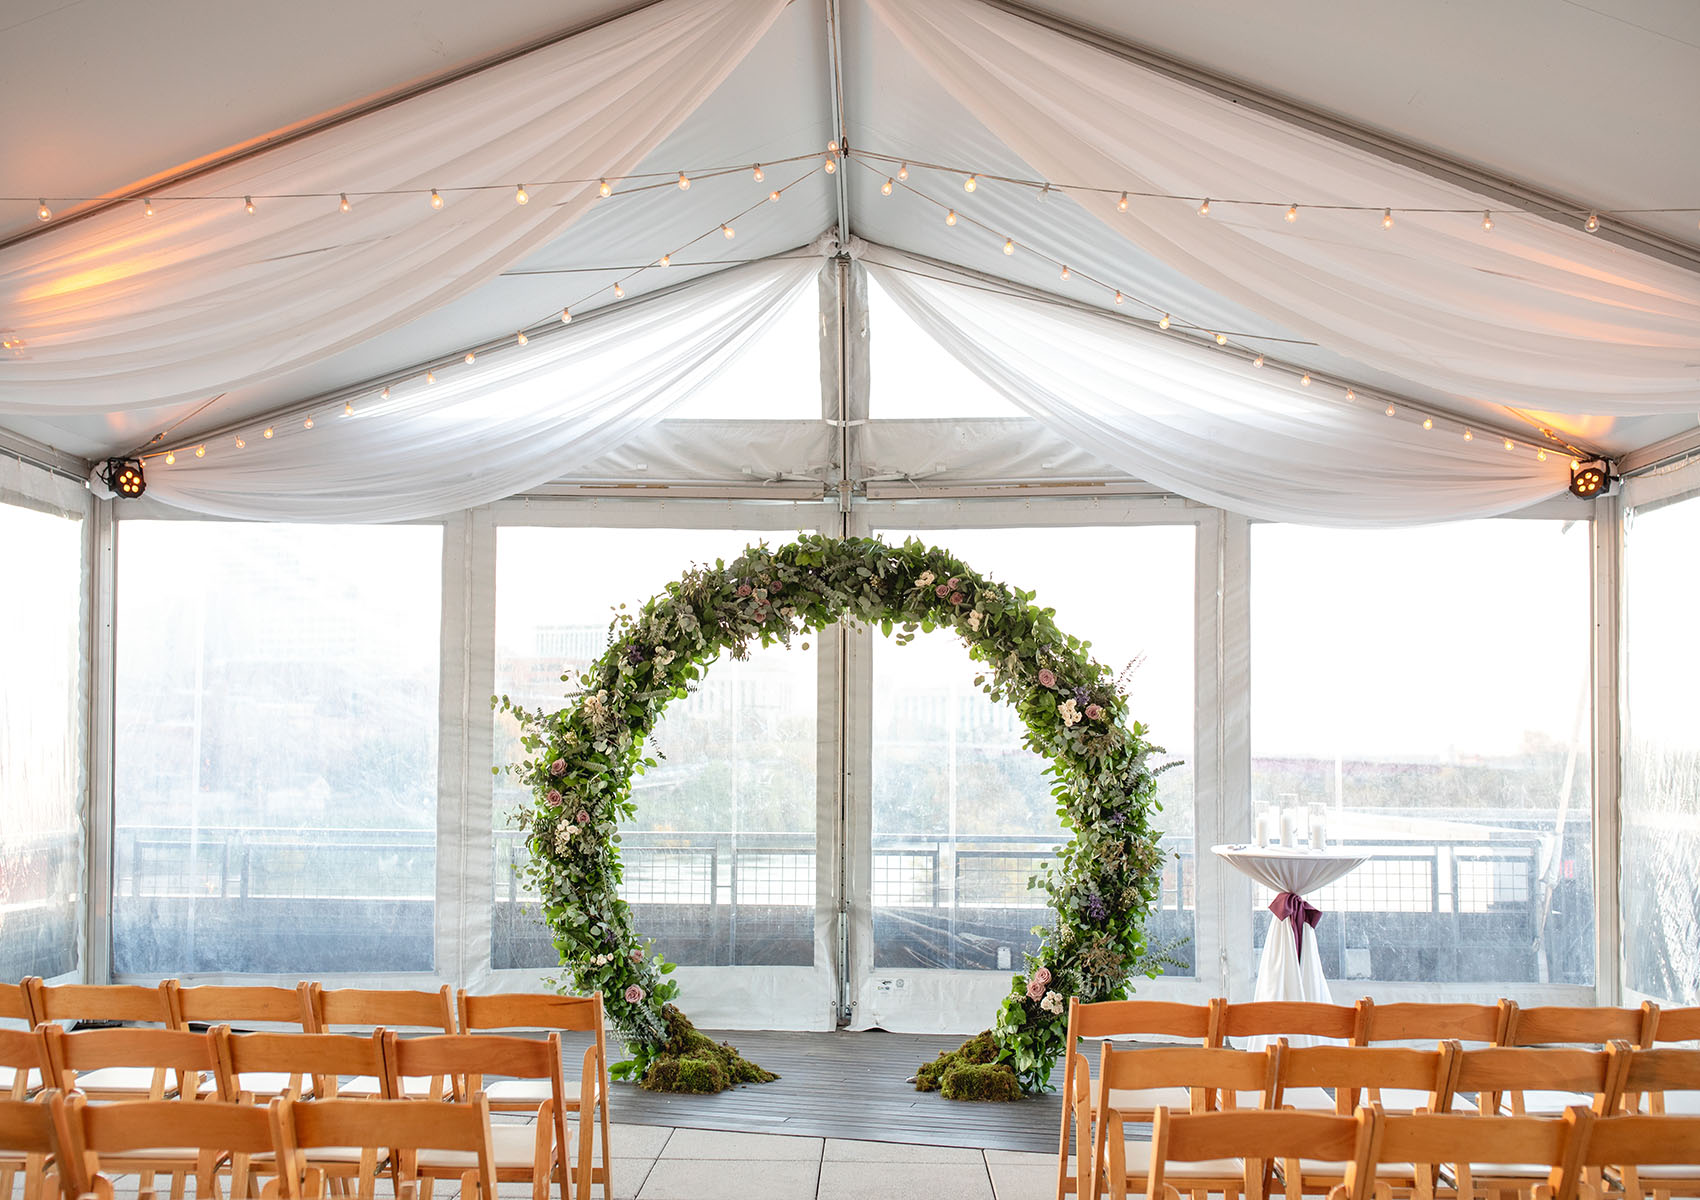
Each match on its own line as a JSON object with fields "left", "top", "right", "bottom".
{"left": 1085, "top": 704, "right": 1103, "bottom": 720}
{"left": 624, "top": 985, "right": 646, "bottom": 1004}
{"left": 949, "top": 592, "right": 964, "bottom": 605}
{"left": 549, "top": 758, "right": 566, "bottom": 777}
{"left": 1026, "top": 977, "right": 1046, "bottom": 1001}
{"left": 770, "top": 581, "right": 783, "bottom": 593}
{"left": 737, "top": 584, "right": 752, "bottom": 597}
{"left": 947, "top": 577, "right": 960, "bottom": 589}
{"left": 545, "top": 789, "right": 562, "bottom": 807}
{"left": 631, "top": 948, "right": 645, "bottom": 962}
{"left": 1037, "top": 668, "right": 1057, "bottom": 689}
{"left": 935, "top": 584, "right": 949, "bottom": 598}
{"left": 576, "top": 810, "right": 591, "bottom": 825}
{"left": 1033, "top": 966, "right": 1052, "bottom": 987}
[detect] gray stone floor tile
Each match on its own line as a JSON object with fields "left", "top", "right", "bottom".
{"left": 637, "top": 1156, "right": 822, "bottom": 1200}
{"left": 659, "top": 1127, "right": 825, "bottom": 1160}
{"left": 817, "top": 1160, "right": 995, "bottom": 1200}
{"left": 823, "top": 1137, "right": 986, "bottom": 1162}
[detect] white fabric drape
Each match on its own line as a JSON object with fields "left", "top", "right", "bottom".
{"left": 0, "top": 0, "right": 788, "bottom": 415}
{"left": 868, "top": 0, "right": 1700, "bottom": 415}
{"left": 864, "top": 248, "right": 1572, "bottom": 525}
{"left": 141, "top": 255, "right": 821, "bottom": 521}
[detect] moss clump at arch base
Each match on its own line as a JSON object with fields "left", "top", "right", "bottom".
{"left": 914, "top": 1031, "right": 1020, "bottom": 1102}
{"left": 639, "top": 1005, "right": 779, "bottom": 1094}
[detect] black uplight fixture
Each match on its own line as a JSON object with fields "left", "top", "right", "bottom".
{"left": 99, "top": 457, "right": 146, "bottom": 499}
{"left": 1568, "top": 459, "right": 1611, "bottom": 499}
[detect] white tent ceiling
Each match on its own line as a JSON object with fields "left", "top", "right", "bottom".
{"left": 1, "top": 0, "right": 1696, "bottom": 468}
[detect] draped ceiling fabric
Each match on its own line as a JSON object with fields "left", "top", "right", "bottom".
{"left": 867, "top": 0, "right": 1700, "bottom": 416}
{"left": 0, "top": 0, "right": 789, "bottom": 414}
{"left": 136, "top": 255, "right": 822, "bottom": 522}
{"left": 863, "top": 247, "right": 1572, "bottom": 525}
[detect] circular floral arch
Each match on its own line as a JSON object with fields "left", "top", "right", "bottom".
{"left": 498, "top": 534, "right": 1173, "bottom": 1092}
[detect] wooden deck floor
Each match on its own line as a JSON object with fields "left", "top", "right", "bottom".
{"left": 598, "top": 1029, "right": 1066, "bottom": 1153}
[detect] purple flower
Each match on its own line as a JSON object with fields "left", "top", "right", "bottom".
{"left": 1037, "top": 668, "right": 1057, "bottom": 689}
{"left": 624, "top": 984, "right": 646, "bottom": 1004}
{"left": 549, "top": 758, "right": 567, "bottom": 777}
{"left": 1085, "top": 704, "right": 1104, "bottom": 720}
{"left": 545, "top": 789, "right": 562, "bottom": 807}
{"left": 627, "top": 645, "right": 647, "bottom": 665}
{"left": 576, "top": 810, "right": 591, "bottom": 825}
{"left": 1085, "top": 893, "right": 1109, "bottom": 922}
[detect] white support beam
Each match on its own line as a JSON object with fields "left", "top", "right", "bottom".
{"left": 1590, "top": 496, "right": 1624, "bottom": 1005}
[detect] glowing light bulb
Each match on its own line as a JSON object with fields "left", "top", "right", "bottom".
{"left": 515, "top": 184, "right": 529, "bottom": 205}
{"left": 380, "top": 387, "right": 390, "bottom": 400}
{"left": 1300, "top": 373, "right": 1312, "bottom": 386}
{"left": 677, "top": 172, "right": 690, "bottom": 190}
{"left": 1504, "top": 438, "right": 1516, "bottom": 451}
{"left": 1585, "top": 211, "right": 1600, "bottom": 232}
{"left": 1345, "top": 388, "right": 1355, "bottom": 401}
{"left": 1381, "top": 208, "right": 1394, "bottom": 229}
{"left": 464, "top": 351, "right": 476, "bottom": 364}
{"left": 303, "top": 417, "right": 314, "bottom": 429}
{"left": 659, "top": 254, "right": 670, "bottom": 267}
{"left": 1253, "top": 354, "right": 1264, "bottom": 368}
{"left": 1537, "top": 449, "right": 1548, "bottom": 461}
{"left": 945, "top": 209, "right": 957, "bottom": 226}
{"left": 1002, "top": 238, "right": 1014, "bottom": 255}
{"left": 769, "top": 190, "right": 781, "bottom": 203}
{"left": 244, "top": 196, "right": 255, "bottom": 214}
{"left": 165, "top": 452, "right": 176, "bottom": 465}
{"left": 823, "top": 155, "right": 836, "bottom": 174}
{"left": 263, "top": 427, "right": 274, "bottom": 439}
{"left": 722, "top": 223, "right": 735, "bottom": 239}
{"left": 963, "top": 174, "right": 978, "bottom": 192}
{"left": 1158, "top": 314, "right": 1170, "bottom": 330}
{"left": 752, "top": 165, "right": 765, "bottom": 183}
{"left": 339, "top": 193, "right": 350, "bottom": 212}
{"left": 1464, "top": 428, "right": 1474, "bottom": 441}
{"left": 1197, "top": 197, "right": 1210, "bottom": 217}
{"left": 561, "top": 308, "right": 572, "bottom": 324}
{"left": 344, "top": 400, "right": 354, "bottom": 416}
{"left": 881, "top": 178, "right": 893, "bottom": 196}
{"left": 1118, "top": 192, "right": 1129, "bottom": 212}
{"left": 1481, "top": 210, "right": 1493, "bottom": 231}
{"left": 194, "top": 444, "right": 205, "bottom": 457}
{"left": 1113, "top": 291, "right": 1123, "bottom": 304}
{"left": 235, "top": 436, "right": 246, "bottom": 449}
{"left": 897, "top": 164, "right": 908, "bottom": 181}
{"left": 35, "top": 200, "right": 51, "bottom": 222}
{"left": 425, "top": 370, "right": 436, "bottom": 384}
{"left": 429, "top": 189, "right": 443, "bottom": 210}
{"left": 516, "top": 331, "right": 528, "bottom": 346}
{"left": 613, "top": 282, "right": 624, "bottom": 298}
{"left": 1423, "top": 418, "right": 1433, "bottom": 430}
{"left": 143, "top": 198, "right": 154, "bottom": 217}
{"left": 828, "top": 140, "right": 839, "bottom": 152}
{"left": 1059, "top": 265, "right": 1070, "bottom": 281}
{"left": 1285, "top": 203, "right": 1298, "bottom": 223}
{"left": 1215, "top": 332, "right": 1228, "bottom": 345}
{"left": 1385, "top": 405, "right": 1396, "bottom": 417}
{"left": 599, "top": 179, "right": 611, "bottom": 198}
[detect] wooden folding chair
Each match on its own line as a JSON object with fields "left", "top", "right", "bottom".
{"left": 1453, "top": 1047, "right": 1625, "bottom": 1123}
{"left": 0, "top": 1031, "right": 52, "bottom": 1200}
{"left": 306, "top": 986, "right": 455, "bottom": 1100}
{"left": 213, "top": 1027, "right": 389, "bottom": 1195}
{"left": 1093, "top": 1042, "right": 1283, "bottom": 1200}
{"left": 168, "top": 985, "right": 316, "bottom": 1100}
{"left": 1143, "top": 1107, "right": 1377, "bottom": 1200}
{"left": 385, "top": 1033, "right": 571, "bottom": 1200}
{"left": 0, "top": 1093, "right": 65, "bottom": 1200}
{"left": 1646, "top": 1010, "right": 1700, "bottom": 1115}
{"left": 1371, "top": 1107, "right": 1590, "bottom": 1200}
{"left": 1581, "top": 1114, "right": 1700, "bottom": 1200}
{"left": 1352, "top": 1000, "right": 1511, "bottom": 1112}
{"left": 58, "top": 1092, "right": 295, "bottom": 1200}
{"left": 1614, "top": 1046, "right": 1700, "bottom": 1117}
{"left": 1217, "top": 1004, "right": 1362, "bottom": 1112}
{"left": 26, "top": 983, "right": 177, "bottom": 1101}
{"left": 1274, "top": 1044, "right": 1458, "bottom": 1197}
{"left": 1498, "top": 1005, "right": 1656, "bottom": 1114}
{"left": 280, "top": 1098, "right": 496, "bottom": 1200}
{"left": 1056, "top": 999, "right": 1222, "bottom": 1200}
{"left": 456, "top": 992, "right": 610, "bottom": 1200}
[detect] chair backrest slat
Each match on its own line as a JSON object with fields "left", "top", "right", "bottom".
{"left": 456, "top": 991, "right": 602, "bottom": 1035}
{"left": 309, "top": 984, "right": 455, "bottom": 1033}
{"left": 1375, "top": 1108, "right": 1587, "bottom": 1200}
{"left": 27, "top": 981, "right": 172, "bottom": 1027}
{"left": 215, "top": 1028, "right": 385, "bottom": 1099}
{"left": 1652, "top": 1007, "right": 1700, "bottom": 1045}
{"left": 1149, "top": 1107, "right": 1374, "bottom": 1200}
{"left": 1582, "top": 1114, "right": 1700, "bottom": 1168}
{"left": 1216, "top": 1001, "right": 1358, "bottom": 1043}
{"left": 0, "top": 982, "right": 36, "bottom": 1025}
{"left": 0, "top": 1030, "right": 44, "bottom": 1100}
{"left": 1354, "top": 999, "right": 1508, "bottom": 1045}
{"left": 170, "top": 982, "right": 313, "bottom": 1030}
{"left": 0, "top": 1094, "right": 57, "bottom": 1156}
{"left": 1279, "top": 1043, "right": 1454, "bottom": 1113}
{"left": 1072, "top": 999, "right": 1218, "bottom": 1042}
{"left": 1099, "top": 1042, "right": 1279, "bottom": 1111}
{"left": 1504, "top": 1003, "right": 1655, "bottom": 1048}
{"left": 43, "top": 1026, "right": 221, "bottom": 1098}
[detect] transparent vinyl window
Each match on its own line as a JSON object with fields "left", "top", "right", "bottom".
{"left": 1250, "top": 520, "right": 1594, "bottom": 987}
{"left": 1621, "top": 494, "right": 1700, "bottom": 1004}
{"left": 114, "top": 522, "right": 442, "bottom": 976}
{"left": 0, "top": 500, "right": 85, "bottom": 983}
{"left": 493, "top": 527, "right": 818, "bottom": 970}
{"left": 869, "top": 525, "right": 1196, "bottom": 975}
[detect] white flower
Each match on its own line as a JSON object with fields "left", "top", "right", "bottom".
{"left": 554, "top": 818, "right": 580, "bottom": 852}
{"left": 966, "top": 610, "right": 982, "bottom": 632}
{"left": 916, "top": 570, "right": 936, "bottom": 588}
{"left": 583, "top": 689, "right": 613, "bottom": 729}
{"left": 1040, "top": 990, "right": 1065, "bottom": 1015}
{"left": 1059, "top": 698, "right": 1081, "bottom": 727}
{"left": 655, "top": 649, "right": 676, "bottom": 666}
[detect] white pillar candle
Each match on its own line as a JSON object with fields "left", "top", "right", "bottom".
{"left": 1278, "top": 808, "right": 1299, "bottom": 847}
{"left": 1254, "top": 807, "right": 1274, "bottom": 847}
{"left": 1308, "top": 808, "right": 1328, "bottom": 849}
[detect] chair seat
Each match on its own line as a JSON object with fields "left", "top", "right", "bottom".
{"left": 1106, "top": 1140, "right": 1244, "bottom": 1179}
{"left": 1104, "top": 1085, "right": 1193, "bottom": 1114}
{"left": 483, "top": 1077, "right": 581, "bottom": 1105}
{"left": 416, "top": 1124, "right": 543, "bottom": 1172}
{"left": 1233, "top": 1086, "right": 1334, "bottom": 1112}
{"left": 1508, "top": 1089, "right": 1597, "bottom": 1115}
{"left": 1645, "top": 1091, "right": 1700, "bottom": 1115}
{"left": 1634, "top": 1164, "right": 1700, "bottom": 1181}
{"left": 337, "top": 1074, "right": 436, "bottom": 1098}
{"left": 1373, "top": 1087, "right": 1476, "bottom": 1113}
{"left": 0, "top": 1067, "right": 41, "bottom": 1093}
{"left": 229, "top": 1071, "right": 312, "bottom": 1098}
{"left": 74, "top": 1066, "right": 165, "bottom": 1094}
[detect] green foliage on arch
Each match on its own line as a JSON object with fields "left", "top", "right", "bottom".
{"left": 496, "top": 534, "right": 1174, "bottom": 1092}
